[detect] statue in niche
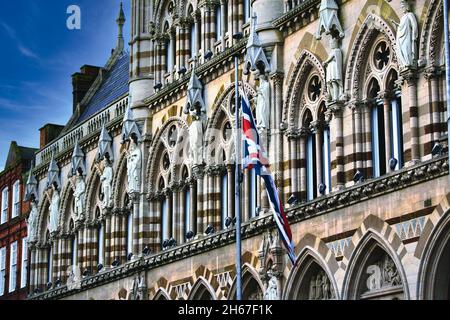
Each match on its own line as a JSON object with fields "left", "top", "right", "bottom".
{"left": 126, "top": 133, "right": 142, "bottom": 194}
{"left": 27, "top": 196, "right": 39, "bottom": 243}
{"left": 256, "top": 73, "right": 270, "bottom": 130}
{"left": 392, "top": 0, "right": 418, "bottom": 68}
{"left": 383, "top": 256, "right": 401, "bottom": 286}
{"left": 316, "top": 0, "right": 344, "bottom": 40}
{"left": 189, "top": 105, "right": 205, "bottom": 166}
{"left": 48, "top": 182, "right": 60, "bottom": 234}
{"left": 73, "top": 170, "right": 86, "bottom": 221}
{"left": 100, "top": 156, "right": 113, "bottom": 209}
{"left": 323, "top": 37, "right": 343, "bottom": 102}
{"left": 263, "top": 274, "right": 279, "bottom": 300}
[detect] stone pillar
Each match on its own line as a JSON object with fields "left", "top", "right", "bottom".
{"left": 327, "top": 102, "right": 345, "bottom": 189}
{"left": 287, "top": 130, "right": 299, "bottom": 198}
{"left": 313, "top": 121, "right": 323, "bottom": 190}
{"left": 271, "top": 73, "right": 284, "bottom": 201}
{"left": 171, "top": 185, "right": 180, "bottom": 243}
{"left": 104, "top": 214, "right": 112, "bottom": 267}
{"left": 402, "top": 69, "right": 420, "bottom": 163}
{"left": 299, "top": 129, "right": 307, "bottom": 202}
{"left": 226, "top": 164, "right": 235, "bottom": 219}
{"left": 194, "top": 166, "right": 205, "bottom": 234}
{"left": 29, "top": 244, "right": 36, "bottom": 293}
{"left": 363, "top": 102, "right": 372, "bottom": 176}
{"left": 220, "top": 0, "right": 227, "bottom": 48}
{"left": 425, "top": 67, "right": 442, "bottom": 149}
{"left": 131, "top": 192, "right": 140, "bottom": 256}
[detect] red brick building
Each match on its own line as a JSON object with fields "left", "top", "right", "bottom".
{"left": 0, "top": 141, "right": 37, "bottom": 300}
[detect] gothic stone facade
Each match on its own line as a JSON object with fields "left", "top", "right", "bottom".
{"left": 28, "top": 0, "right": 449, "bottom": 300}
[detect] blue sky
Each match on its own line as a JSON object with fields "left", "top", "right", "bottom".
{"left": 0, "top": 0, "right": 131, "bottom": 170}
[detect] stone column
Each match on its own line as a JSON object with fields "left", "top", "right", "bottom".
{"left": 363, "top": 102, "right": 372, "bottom": 176}
{"left": 220, "top": 0, "right": 227, "bottom": 48}
{"left": 299, "top": 130, "right": 307, "bottom": 202}
{"left": 226, "top": 164, "right": 235, "bottom": 219}
{"left": 194, "top": 166, "right": 205, "bottom": 234}
{"left": 271, "top": 73, "right": 285, "bottom": 201}
{"left": 210, "top": 4, "right": 217, "bottom": 50}
{"left": 402, "top": 69, "right": 420, "bottom": 163}
{"left": 104, "top": 214, "right": 112, "bottom": 267}
{"left": 287, "top": 130, "right": 299, "bottom": 198}
{"left": 29, "top": 244, "right": 36, "bottom": 293}
{"left": 327, "top": 102, "right": 345, "bottom": 189}
{"left": 425, "top": 67, "right": 442, "bottom": 147}
{"left": 313, "top": 121, "right": 323, "bottom": 190}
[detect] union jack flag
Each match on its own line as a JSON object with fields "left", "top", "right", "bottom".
{"left": 241, "top": 93, "right": 296, "bottom": 265}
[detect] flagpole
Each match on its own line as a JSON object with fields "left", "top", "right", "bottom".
{"left": 233, "top": 32, "right": 244, "bottom": 301}
{"left": 444, "top": 0, "right": 450, "bottom": 176}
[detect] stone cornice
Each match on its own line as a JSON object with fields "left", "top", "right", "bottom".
{"left": 272, "top": 0, "right": 320, "bottom": 32}
{"left": 30, "top": 154, "right": 449, "bottom": 300}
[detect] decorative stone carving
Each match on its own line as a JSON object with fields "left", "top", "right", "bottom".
{"left": 70, "top": 141, "right": 86, "bottom": 176}
{"left": 129, "top": 272, "right": 148, "bottom": 300}
{"left": 97, "top": 125, "right": 114, "bottom": 162}
{"left": 47, "top": 154, "right": 61, "bottom": 189}
{"left": 48, "top": 183, "right": 60, "bottom": 234}
{"left": 392, "top": 0, "right": 418, "bottom": 68}
{"left": 100, "top": 158, "right": 114, "bottom": 209}
{"left": 66, "top": 265, "right": 82, "bottom": 290}
{"left": 126, "top": 134, "right": 142, "bottom": 194}
{"left": 189, "top": 109, "right": 205, "bottom": 166}
{"left": 365, "top": 253, "right": 402, "bottom": 292}
{"left": 244, "top": 14, "right": 270, "bottom": 75}
{"left": 263, "top": 273, "right": 279, "bottom": 300}
{"left": 121, "top": 94, "right": 143, "bottom": 143}
{"left": 316, "top": 0, "right": 344, "bottom": 40}
{"left": 27, "top": 199, "right": 39, "bottom": 243}
{"left": 323, "top": 37, "right": 343, "bottom": 102}
{"left": 25, "top": 164, "right": 38, "bottom": 202}
{"left": 308, "top": 270, "right": 334, "bottom": 300}
{"left": 73, "top": 173, "right": 86, "bottom": 222}
{"left": 256, "top": 73, "right": 270, "bottom": 130}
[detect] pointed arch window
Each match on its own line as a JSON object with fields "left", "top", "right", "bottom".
{"left": 182, "top": 167, "right": 192, "bottom": 239}
{"left": 369, "top": 79, "right": 386, "bottom": 178}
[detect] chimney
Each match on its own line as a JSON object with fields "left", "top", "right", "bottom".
{"left": 71, "top": 65, "right": 101, "bottom": 113}
{"left": 39, "top": 124, "right": 65, "bottom": 149}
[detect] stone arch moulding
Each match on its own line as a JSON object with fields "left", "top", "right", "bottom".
{"left": 153, "top": 287, "right": 172, "bottom": 300}
{"left": 58, "top": 181, "right": 76, "bottom": 233}
{"left": 283, "top": 49, "right": 326, "bottom": 129}
{"left": 84, "top": 165, "right": 102, "bottom": 221}
{"left": 36, "top": 194, "right": 51, "bottom": 244}
{"left": 415, "top": 193, "right": 450, "bottom": 299}
{"left": 112, "top": 152, "right": 128, "bottom": 208}
{"left": 228, "top": 263, "right": 265, "bottom": 300}
{"left": 419, "top": 0, "right": 443, "bottom": 66}
{"left": 283, "top": 233, "right": 341, "bottom": 300}
{"left": 146, "top": 117, "right": 189, "bottom": 192}
{"left": 344, "top": 13, "right": 398, "bottom": 100}
{"left": 341, "top": 214, "right": 410, "bottom": 300}
{"left": 187, "top": 276, "right": 218, "bottom": 300}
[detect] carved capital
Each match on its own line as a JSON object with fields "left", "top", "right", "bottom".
{"left": 400, "top": 67, "right": 418, "bottom": 86}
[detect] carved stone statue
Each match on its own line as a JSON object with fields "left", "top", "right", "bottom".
{"left": 366, "top": 264, "right": 382, "bottom": 291}
{"left": 323, "top": 38, "right": 343, "bottom": 101}
{"left": 49, "top": 183, "right": 60, "bottom": 234}
{"left": 365, "top": 253, "right": 402, "bottom": 293}
{"left": 264, "top": 274, "right": 279, "bottom": 300}
{"left": 316, "top": 0, "right": 344, "bottom": 40}
{"left": 256, "top": 73, "right": 270, "bottom": 130}
{"left": 126, "top": 134, "right": 142, "bottom": 194}
{"left": 100, "top": 158, "right": 113, "bottom": 209}
{"left": 27, "top": 199, "right": 39, "bottom": 243}
{"left": 73, "top": 173, "right": 86, "bottom": 220}
{"left": 66, "top": 265, "right": 82, "bottom": 290}
{"left": 393, "top": 0, "right": 418, "bottom": 68}
{"left": 189, "top": 106, "right": 204, "bottom": 166}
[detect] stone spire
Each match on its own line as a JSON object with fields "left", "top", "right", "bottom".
{"left": 97, "top": 124, "right": 114, "bottom": 162}
{"left": 244, "top": 13, "right": 270, "bottom": 75}
{"left": 47, "top": 153, "right": 61, "bottom": 189}
{"left": 71, "top": 141, "right": 86, "bottom": 176}
{"left": 116, "top": 2, "right": 126, "bottom": 52}
{"left": 25, "top": 162, "right": 38, "bottom": 202}
{"left": 121, "top": 94, "right": 143, "bottom": 142}
{"left": 183, "top": 64, "right": 206, "bottom": 115}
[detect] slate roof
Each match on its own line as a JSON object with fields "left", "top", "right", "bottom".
{"left": 75, "top": 51, "right": 129, "bottom": 124}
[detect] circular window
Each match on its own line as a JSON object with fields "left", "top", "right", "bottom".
{"left": 373, "top": 41, "right": 390, "bottom": 71}
{"left": 222, "top": 122, "right": 232, "bottom": 141}
{"left": 308, "top": 76, "right": 322, "bottom": 102}
{"left": 162, "top": 152, "right": 170, "bottom": 170}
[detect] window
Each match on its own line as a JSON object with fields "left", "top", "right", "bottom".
{"left": 127, "top": 213, "right": 133, "bottom": 255}
{"left": 322, "top": 126, "right": 332, "bottom": 194}
{"left": 9, "top": 241, "right": 17, "bottom": 292}
{"left": 221, "top": 173, "right": 228, "bottom": 228}
{"left": 161, "top": 198, "right": 169, "bottom": 246}
{"left": 184, "top": 188, "right": 191, "bottom": 236}
{"left": 12, "top": 180, "right": 20, "bottom": 218}
{"left": 1, "top": 188, "right": 8, "bottom": 224}
{"left": 98, "top": 224, "right": 104, "bottom": 265}
{"left": 47, "top": 246, "right": 52, "bottom": 283}
{"left": 190, "top": 23, "right": 197, "bottom": 58}
{"left": 244, "top": 0, "right": 251, "bottom": 23}
{"left": 215, "top": 6, "right": 222, "bottom": 39}
{"left": 71, "top": 235, "right": 77, "bottom": 270}
{"left": 0, "top": 247, "right": 6, "bottom": 295}
{"left": 391, "top": 93, "right": 403, "bottom": 170}
{"left": 249, "top": 168, "right": 258, "bottom": 218}
{"left": 306, "top": 132, "right": 317, "bottom": 201}
{"left": 21, "top": 238, "right": 28, "bottom": 288}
